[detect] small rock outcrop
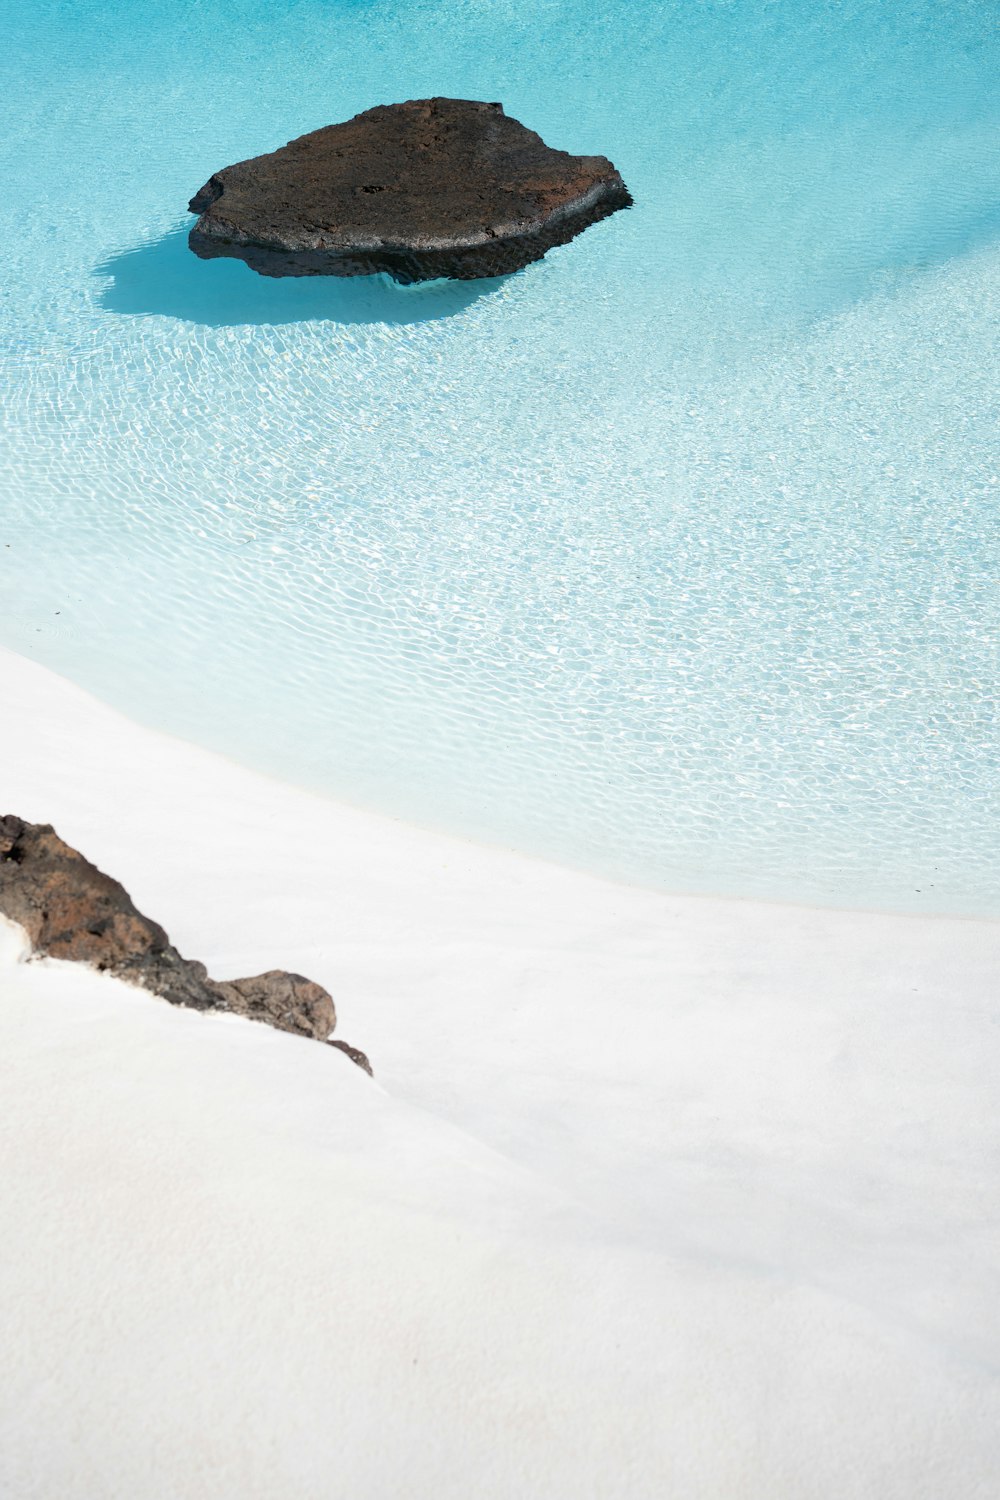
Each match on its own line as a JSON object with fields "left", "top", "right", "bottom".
{"left": 188, "top": 97, "right": 632, "bottom": 283}
{"left": 327, "top": 1038, "right": 374, "bottom": 1077}
{"left": 0, "top": 814, "right": 370, "bottom": 1070}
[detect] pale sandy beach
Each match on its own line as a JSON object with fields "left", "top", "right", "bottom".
{"left": 2, "top": 643, "right": 999, "bottom": 1497}
{"left": 4, "top": 0, "right": 998, "bottom": 1489}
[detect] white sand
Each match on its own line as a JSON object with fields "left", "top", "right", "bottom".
{"left": 1, "top": 644, "right": 999, "bottom": 1499}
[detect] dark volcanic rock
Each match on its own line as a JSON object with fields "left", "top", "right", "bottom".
{"left": 188, "top": 97, "right": 632, "bottom": 283}
{"left": 0, "top": 814, "right": 368, "bottom": 1067}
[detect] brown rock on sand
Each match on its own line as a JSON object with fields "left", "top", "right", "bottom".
{"left": 0, "top": 814, "right": 370, "bottom": 1071}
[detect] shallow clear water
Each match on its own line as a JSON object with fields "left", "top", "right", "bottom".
{"left": 1, "top": 0, "right": 998, "bottom": 913}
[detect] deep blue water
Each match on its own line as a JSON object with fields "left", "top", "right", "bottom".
{"left": 1, "top": 0, "right": 998, "bottom": 912}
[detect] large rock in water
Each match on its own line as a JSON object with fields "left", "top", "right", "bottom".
{"left": 188, "top": 97, "right": 632, "bottom": 283}
{"left": 0, "top": 814, "right": 370, "bottom": 1070}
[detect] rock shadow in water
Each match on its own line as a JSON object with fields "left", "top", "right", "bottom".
{"left": 95, "top": 226, "right": 510, "bottom": 327}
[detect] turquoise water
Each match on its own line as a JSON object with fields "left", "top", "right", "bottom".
{"left": 1, "top": 0, "right": 998, "bottom": 913}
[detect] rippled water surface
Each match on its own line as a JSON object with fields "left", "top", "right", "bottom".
{"left": 2, "top": 0, "right": 998, "bottom": 912}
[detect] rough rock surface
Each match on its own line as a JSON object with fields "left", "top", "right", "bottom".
{"left": 327, "top": 1038, "right": 375, "bottom": 1077}
{"left": 0, "top": 814, "right": 370, "bottom": 1069}
{"left": 188, "top": 97, "right": 632, "bottom": 283}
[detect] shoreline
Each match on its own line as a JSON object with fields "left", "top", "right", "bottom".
{"left": 2, "top": 644, "right": 993, "bottom": 929}
{"left": 1, "top": 643, "right": 997, "bottom": 1059}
